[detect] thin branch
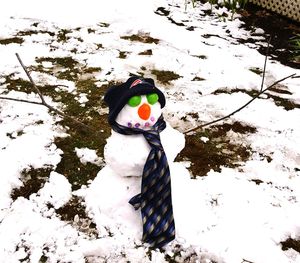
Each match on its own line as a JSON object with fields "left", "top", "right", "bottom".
{"left": 15, "top": 53, "right": 46, "bottom": 104}
{"left": 53, "top": 84, "right": 69, "bottom": 88}
{"left": 184, "top": 73, "right": 297, "bottom": 134}
{"left": 260, "top": 36, "right": 272, "bottom": 92}
{"left": 13, "top": 53, "right": 101, "bottom": 134}
{"left": 0, "top": 96, "right": 44, "bottom": 105}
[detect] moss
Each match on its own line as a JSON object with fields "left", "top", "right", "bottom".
{"left": 155, "top": 7, "right": 170, "bottom": 16}
{"left": 98, "top": 22, "right": 110, "bottom": 27}
{"left": 268, "top": 87, "right": 292, "bottom": 95}
{"left": 5, "top": 57, "right": 111, "bottom": 190}
{"left": 70, "top": 48, "right": 78, "bottom": 53}
{"left": 57, "top": 29, "right": 72, "bottom": 43}
{"left": 39, "top": 255, "right": 48, "bottom": 263}
{"left": 138, "top": 49, "right": 153, "bottom": 55}
{"left": 56, "top": 57, "right": 78, "bottom": 68}
{"left": 17, "top": 30, "right": 55, "bottom": 37}
{"left": 33, "top": 56, "right": 102, "bottom": 82}
{"left": 176, "top": 122, "right": 255, "bottom": 178}
{"left": 56, "top": 196, "right": 87, "bottom": 221}
{"left": 76, "top": 37, "right": 84, "bottom": 42}
{"left": 54, "top": 122, "right": 106, "bottom": 190}
{"left": 168, "top": 17, "right": 185, "bottom": 27}
{"left": 95, "top": 43, "right": 103, "bottom": 49}
{"left": 192, "top": 76, "right": 205, "bottom": 81}
{"left": 87, "top": 28, "right": 96, "bottom": 33}
{"left": 215, "top": 121, "right": 257, "bottom": 134}
{"left": 31, "top": 22, "right": 39, "bottom": 27}
{"left": 151, "top": 69, "right": 181, "bottom": 84}
{"left": 34, "top": 56, "right": 80, "bottom": 81}
{"left": 35, "top": 56, "right": 78, "bottom": 68}
{"left": 119, "top": 51, "right": 128, "bottom": 59}
{"left": 2, "top": 74, "right": 33, "bottom": 93}
{"left": 83, "top": 67, "right": 102, "bottom": 74}
{"left": 0, "top": 37, "right": 24, "bottom": 45}
{"left": 249, "top": 67, "right": 263, "bottom": 75}
{"left": 52, "top": 82, "right": 111, "bottom": 190}
{"left": 121, "top": 34, "right": 159, "bottom": 44}
{"left": 196, "top": 55, "right": 208, "bottom": 59}
{"left": 11, "top": 167, "right": 53, "bottom": 200}
{"left": 130, "top": 71, "right": 144, "bottom": 78}
{"left": 251, "top": 179, "right": 264, "bottom": 185}
{"left": 3, "top": 77, "right": 109, "bottom": 191}
{"left": 268, "top": 94, "right": 300, "bottom": 110}
{"left": 75, "top": 79, "right": 106, "bottom": 106}
{"left": 281, "top": 238, "right": 300, "bottom": 253}
{"left": 213, "top": 88, "right": 258, "bottom": 96}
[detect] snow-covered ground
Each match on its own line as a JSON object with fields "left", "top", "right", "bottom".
{"left": 0, "top": 0, "right": 300, "bottom": 262}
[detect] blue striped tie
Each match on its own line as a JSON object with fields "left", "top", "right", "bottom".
{"left": 111, "top": 116, "right": 175, "bottom": 247}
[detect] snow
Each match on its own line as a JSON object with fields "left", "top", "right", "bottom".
{"left": 1, "top": 0, "right": 300, "bottom": 262}
{"left": 75, "top": 148, "right": 104, "bottom": 166}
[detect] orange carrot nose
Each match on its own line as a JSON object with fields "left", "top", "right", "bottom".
{"left": 138, "top": 103, "right": 151, "bottom": 120}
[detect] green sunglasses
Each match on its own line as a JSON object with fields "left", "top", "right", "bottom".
{"left": 127, "top": 93, "right": 159, "bottom": 107}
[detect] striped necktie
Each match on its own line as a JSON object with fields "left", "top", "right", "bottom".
{"left": 111, "top": 116, "right": 175, "bottom": 247}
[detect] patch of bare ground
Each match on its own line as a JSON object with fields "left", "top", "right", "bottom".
{"left": 281, "top": 238, "right": 300, "bottom": 253}
{"left": 151, "top": 69, "right": 181, "bottom": 85}
{"left": 121, "top": 34, "right": 160, "bottom": 44}
{"left": 11, "top": 167, "right": 53, "bottom": 200}
{"left": 176, "top": 122, "right": 256, "bottom": 178}
{"left": 56, "top": 196, "right": 98, "bottom": 237}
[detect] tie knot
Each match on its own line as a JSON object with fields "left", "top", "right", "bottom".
{"left": 143, "top": 130, "right": 164, "bottom": 151}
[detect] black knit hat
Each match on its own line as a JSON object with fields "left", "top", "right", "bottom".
{"left": 104, "top": 76, "right": 166, "bottom": 125}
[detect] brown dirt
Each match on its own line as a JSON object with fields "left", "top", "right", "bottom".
{"left": 176, "top": 122, "right": 256, "bottom": 178}
{"left": 239, "top": 3, "right": 300, "bottom": 69}
{"left": 11, "top": 167, "right": 53, "bottom": 200}
{"left": 121, "top": 34, "right": 160, "bottom": 44}
{"left": 281, "top": 238, "right": 300, "bottom": 253}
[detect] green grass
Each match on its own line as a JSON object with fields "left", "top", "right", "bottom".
{"left": 176, "top": 122, "right": 255, "bottom": 178}
{"left": 151, "top": 69, "right": 181, "bottom": 84}
{"left": 290, "top": 33, "right": 300, "bottom": 62}
{"left": 189, "top": 0, "right": 248, "bottom": 19}
{"left": 3, "top": 56, "right": 110, "bottom": 191}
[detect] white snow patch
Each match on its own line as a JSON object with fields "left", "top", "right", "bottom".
{"left": 0, "top": 0, "right": 300, "bottom": 262}
{"left": 75, "top": 148, "right": 104, "bottom": 166}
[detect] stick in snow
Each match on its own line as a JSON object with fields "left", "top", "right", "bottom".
{"left": 0, "top": 53, "right": 101, "bottom": 134}
{"left": 183, "top": 73, "right": 298, "bottom": 134}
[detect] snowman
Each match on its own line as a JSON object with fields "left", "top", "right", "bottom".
{"left": 83, "top": 77, "right": 192, "bottom": 249}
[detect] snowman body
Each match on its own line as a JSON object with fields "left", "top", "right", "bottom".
{"left": 84, "top": 79, "right": 193, "bottom": 246}
{"left": 104, "top": 91, "right": 184, "bottom": 177}
{"left": 86, "top": 121, "right": 190, "bottom": 242}
{"left": 104, "top": 123, "right": 185, "bottom": 177}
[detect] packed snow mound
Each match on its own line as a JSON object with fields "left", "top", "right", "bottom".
{"left": 104, "top": 123, "right": 185, "bottom": 177}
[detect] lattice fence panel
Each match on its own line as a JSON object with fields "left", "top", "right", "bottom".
{"left": 249, "top": 0, "right": 300, "bottom": 22}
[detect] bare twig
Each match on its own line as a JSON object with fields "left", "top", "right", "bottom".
{"left": 0, "top": 96, "right": 44, "bottom": 106}
{"left": 184, "top": 73, "right": 297, "bottom": 134}
{"left": 4, "top": 53, "right": 100, "bottom": 133}
{"left": 260, "top": 36, "right": 272, "bottom": 92}
{"left": 53, "top": 84, "right": 69, "bottom": 88}
{"left": 15, "top": 53, "right": 46, "bottom": 104}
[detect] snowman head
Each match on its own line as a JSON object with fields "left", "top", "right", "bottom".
{"left": 104, "top": 76, "right": 166, "bottom": 129}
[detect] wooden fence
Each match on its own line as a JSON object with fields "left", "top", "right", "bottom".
{"left": 249, "top": 0, "right": 300, "bottom": 22}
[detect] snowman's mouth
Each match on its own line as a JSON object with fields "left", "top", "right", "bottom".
{"left": 127, "top": 116, "right": 156, "bottom": 129}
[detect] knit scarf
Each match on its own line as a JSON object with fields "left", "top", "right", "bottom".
{"left": 111, "top": 115, "right": 175, "bottom": 247}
